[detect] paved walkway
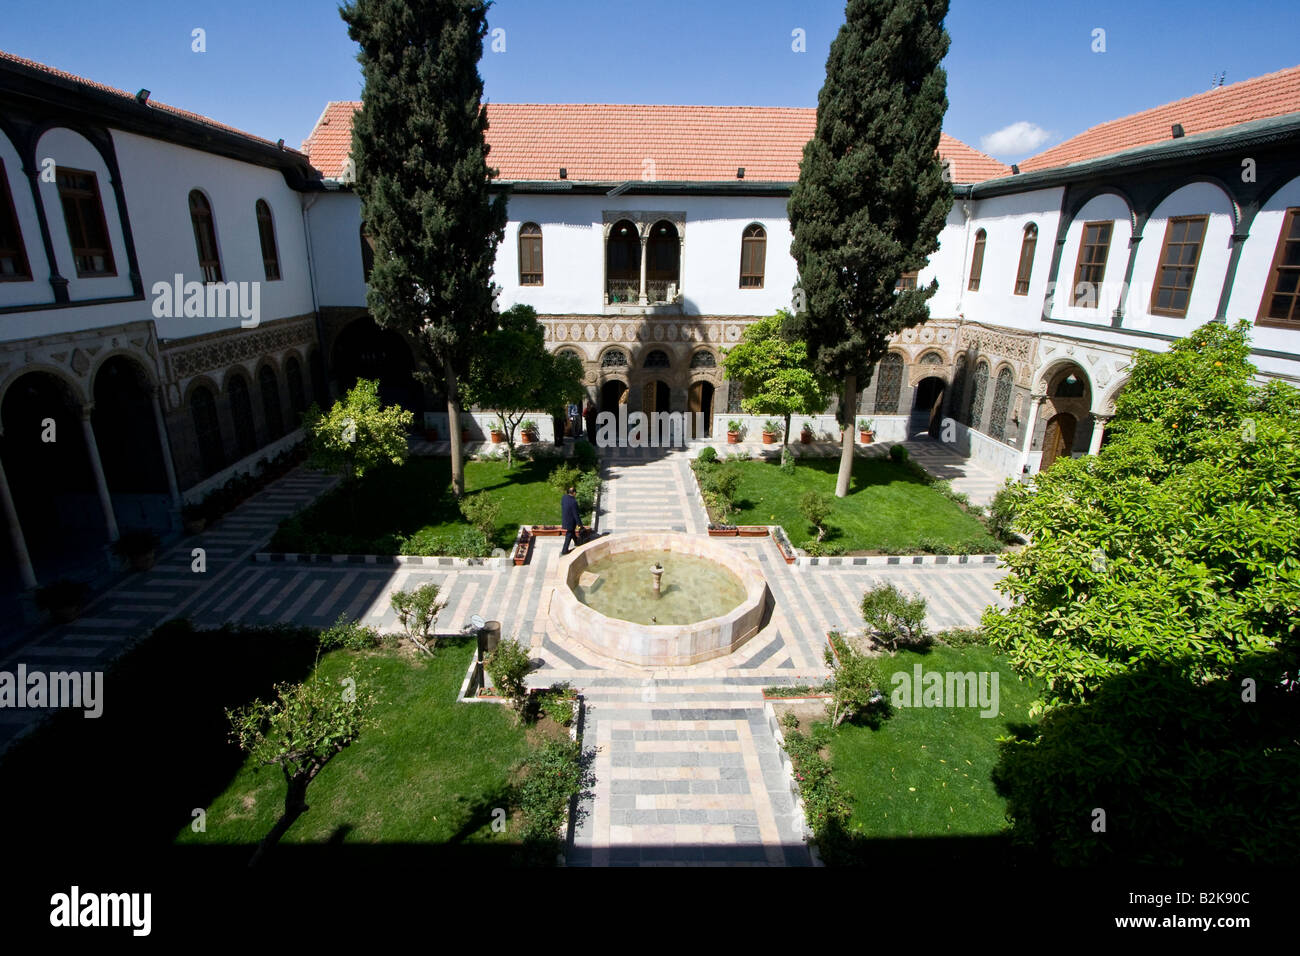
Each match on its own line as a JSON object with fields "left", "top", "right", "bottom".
{"left": 1, "top": 444, "right": 1012, "bottom": 865}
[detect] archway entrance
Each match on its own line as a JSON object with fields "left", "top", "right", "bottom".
{"left": 92, "top": 356, "right": 169, "bottom": 533}
{"left": 641, "top": 379, "right": 670, "bottom": 415}
{"left": 599, "top": 379, "right": 627, "bottom": 417}
{"left": 1040, "top": 413, "right": 1077, "bottom": 470}
{"left": 912, "top": 376, "right": 946, "bottom": 437}
{"left": 688, "top": 381, "right": 714, "bottom": 438}
{"left": 332, "top": 317, "right": 424, "bottom": 416}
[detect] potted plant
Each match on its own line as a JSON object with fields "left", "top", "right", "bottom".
{"left": 35, "top": 579, "right": 91, "bottom": 624}
{"left": 114, "top": 529, "right": 161, "bottom": 571}
{"left": 181, "top": 503, "right": 206, "bottom": 536}
{"left": 489, "top": 418, "right": 505, "bottom": 444}
{"left": 858, "top": 418, "right": 875, "bottom": 443}
{"left": 761, "top": 419, "right": 780, "bottom": 444}
{"left": 726, "top": 420, "right": 742, "bottom": 444}
{"left": 800, "top": 420, "right": 814, "bottom": 444}
{"left": 424, "top": 424, "right": 440, "bottom": 442}
{"left": 520, "top": 419, "right": 537, "bottom": 445}
{"left": 707, "top": 523, "right": 739, "bottom": 537}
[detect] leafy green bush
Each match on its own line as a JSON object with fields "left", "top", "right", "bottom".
{"left": 486, "top": 638, "right": 532, "bottom": 718}
{"left": 515, "top": 739, "right": 587, "bottom": 856}
{"left": 572, "top": 437, "right": 597, "bottom": 471}
{"left": 985, "top": 477, "right": 1023, "bottom": 542}
{"left": 458, "top": 492, "right": 501, "bottom": 541}
{"left": 547, "top": 463, "right": 581, "bottom": 493}
{"left": 936, "top": 627, "right": 986, "bottom": 647}
{"left": 696, "top": 445, "right": 718, "bottom": 464}
{"left": 390, "top": 583, "right": 443, "bottom": 655}
{"left": 397, "top": 527, "right": 490, "bottom": 557}
{"left": 888, "top": 443, "right": 909, "bottom": 463}
{"left": 860, "top": 583, "right": 928, "bottom": 651}
{"left": 783, "top": 726, "right": 851, "bottom": 839}
{"left": 318, "top": 615, "right": 381, "bottom": 651}
{"left": 537, "top": 684, "right": 575, "bottom": 727}
{"left": 575, "top": 471, "right": 600, "bottom": 516}
{"left": 780, "top": 711, "right": 800, "bottom": 731}
{"left": 824, "top": 632, "right": 888, "bottom": 727}
{"left": 799, "top": 491, "right": 833, "bottom": 542}
{"left": 801, "top": 540, "right": 845, "bottom": 557}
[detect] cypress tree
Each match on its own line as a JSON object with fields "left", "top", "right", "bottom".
{"left": 788, "top": 0, "right": 954, "bottom": 497}
{"left": 341, "top": 0, "right": 508, "bottom": 497}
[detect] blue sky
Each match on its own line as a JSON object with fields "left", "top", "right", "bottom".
{"left": 3, "top": 0, "right": 1297, "bottom": 161}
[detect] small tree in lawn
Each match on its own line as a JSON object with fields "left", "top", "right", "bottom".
{"left": 486, "top": 637, "right": 532, "bottom": 720}
{"left": 390, "top": 582, "right": 444, "bottom": 656}
{"left": 800, "top": 491, "right": 833, "bottom": 542}
{"left": 861, "top": 583, "right": 929, "bottom": 651}
{"left": 824, "top": 632, "right": 885, "bottom": 727}
{"left": 721, "top": 311, "right": 831, "bottom": 453}
{"left": 303, "top": 378, "right": 412, "bottom": 484}
{"left": 789, "top": 0, "right": 953, "bottom": 498}
{"left": 228, "top": 667, "right": 374, "bottom": 867}
{"left": 459, "top": 492, "right": 501, "bottom": 546}
{"left": 463, "top": 304, "right": 584, "bottom": 467}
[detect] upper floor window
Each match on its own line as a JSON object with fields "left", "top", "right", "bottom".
{"left": 0, "top": 161, "right": 30, "bottom": 281}
{"left": 1257, "top": 207, "right": 1300, "bottom": 328}
{"left": 57, "top": 168, "right": 115, "bottom": 277}
{"left": 1149, "top": 215, "right": 1207, "bottom": 317}
{"left": 895, "top": 271, "right": 918, "bottom": 291}
{"left": 256, "top": 199, "right": 281, "bottom": 281}
{"left": 1014, "top": 223, "right": 1037, "bottom": 295}
{"left": 968, "top": 229, "right": 986, "bottom": 291}
{"left": 518, "top": 222, "right": 543, "bottom": 285}
{"left": 188, "top": 190, "right": 222, "bottom": 283}
{"left": 1072, "top": 221, "right": 1112, "bottom": 308}
{"left": 740, "top": 224, "right": 766, "bottom": 288}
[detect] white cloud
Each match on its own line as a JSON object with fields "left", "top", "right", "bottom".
{"left": 980, "top": 121, "right": 1055, "bottom": 158}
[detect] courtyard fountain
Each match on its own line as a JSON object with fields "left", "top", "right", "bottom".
{"left": 549, "top": 532, "right": 770, "bottom": 666}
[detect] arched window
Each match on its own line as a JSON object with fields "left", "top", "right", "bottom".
{"left": 360, "top": 224, "right": 375, "bottom": 282}
{"left": 643, "top": 349, "right": 670, "bottom": 369}
{"left": 285, "top": 356, "right": 306, "bottom": 423}
{"left": 606, "top": 220, "right": 639, "bottom": 303}
{"left": 256, "top": 200, "right": 280, "bottom": 280}
{"left": 873, "top": 353, "right": 904, "bottom": 414}
{"left": 919, "top": 352, "right": 942, "bottom": 366}
{"left": 57, "top": 168, "right": 115, "bottom": 276}
{"left": 740, "top": 224, "right": 766, "bottom": 288}
{"left": 600, "top": 348, "right": 628, "bottom": 368}
{"left": 646, "top": 219, "right": 680, "bottom": 302}
{"left": 556, "top": 348, "right": 582, "bottom": 363}
{"left": 970, "top": 361, "right": 990, "bottom": 430}
{"left": 1014, "top": 223, "right": 1037, "bottom": 295}
{"left": 968, "top": 228, "right": 986, "bottom": 292}
{"left": 188, "top": 190, "right": 222, "bottom": 283}
{"left": 259, "top": 365, "right": 284, "bottom": 440}
{"left": 228, "top": 374, "right": 257, "bottom": 457}
{"left": 190, "top": 386, "right": 224, "bottom": 477}
{"left": 690, "top": 350, "right": 716, "bottom": 369}
{"left": 989, "top": 368, "right": 1013, "bottom": 441}
{"left": 518, "top": 222, "right": 543, "bottom": 285}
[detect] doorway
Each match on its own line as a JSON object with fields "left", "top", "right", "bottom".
{"left": 1040, "top": 413, "right": 1077, "bottom": 470}
{"left": 687, "top": 381, "right": 714, "bottom": 438}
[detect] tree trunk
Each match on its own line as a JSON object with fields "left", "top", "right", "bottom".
{"left": 249, "top": 775, "right": 310, "bottom": 868}
{"left": 783, "top": 412, "right": 792, "bottom": 449}
{"left": 836, "top": 374, "right": 857, "bottom": 498}
{"left": 446, "top": 365, "right": 465, "bottom": 498}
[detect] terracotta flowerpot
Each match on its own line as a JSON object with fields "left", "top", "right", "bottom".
{"left": 860, "top": 430, "right": 874, "bottom": 444}
{"left": 708, "top": 527, "right": 739, "bottom": 537}
{"left": 521, "top": 431, "right": 534, "bottom": 445}
{"left": 727, "top": 431, "right": 740, "bottom": 444}
{"left": 761, "top": 431, "right": 776, "bottom": 444}
{"left": 800, "top": 431, "right": 813, "bottom": 444}
{"left": 490, "top": 430, "right": 504, "bottom": 444}
{"left": 461, "top": 428, "right": 471, "bottom": 443}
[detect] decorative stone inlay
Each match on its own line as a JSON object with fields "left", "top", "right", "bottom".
{"left": 70, "top": 348, "right": 90, "bottom": 376}
{"left": 166, "top": 318, "right": 314, "bottom": 379}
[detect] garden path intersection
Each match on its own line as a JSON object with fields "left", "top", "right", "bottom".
{"left": 0, "top": 444, "right": 1009, "bottom": 866}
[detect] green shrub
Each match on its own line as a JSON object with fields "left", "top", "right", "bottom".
{"left": 783, "top": 728, "right": 851, "bottom": 838}
{"left": 860, "top": 583, "right": 928, "bottom": 650}
{"left": 515, "top": 739, "right": 586, "bottom": 854}
{"left": 547, "top": 463, "right": 582, "bottom": 493}
{"left": 802, "top": 540, "right": 845, "bottom": 557}
{"left": 799, "top": 490, "right": 832, "bottom": 541}
{"left": 537, "top": 683, "right": 575, "bottom": 727}
{"left": 486, "top": 638, "right": 532, "bottom": 718}
{"left": 888, "top": 443, "right": 909, "bottom": 463}
{"left": 937, "top": 627, "right": 986, "bottom": 647}
{"left": 986, "top": 477, "right": 1022, "bottom": 542}
{"left": 318, "top": 615, "right": 381, "bottom": 651}
{"left": 575, "top": 471, "right": 601, "bottom": 516}
{"left": 696, "top": 445, "right": 718, "bottom": 464}
{"left": 572, "top": 437, "right": 597, "bottom": 471}
{"left": 390, "top": 582, "right": 443, "bottom": 655}
{"left": 824, "top": 632, "right": 888, "bottom": 727}
{"left": 458, "top": 492, "right": 501, "bottom": 541}
{"left": 764, "top": 684, "right": 826, "bottom": 697}
{"left": 397, "top": 527, "right": 490, "bottom": 557}
{"left": 780, "top": 711, "right": 800, "bottom": 731}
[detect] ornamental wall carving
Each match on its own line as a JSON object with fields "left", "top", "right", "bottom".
{"left": 0, "top": 320, "right": 159, "bottom": 409}
{"left": 160, "top": 315, "right": 318, "bottom": 411}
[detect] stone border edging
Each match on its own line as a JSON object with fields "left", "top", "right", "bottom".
{"left": 254, "top": 551, "right": 509, "bottom": 568}
{"left": 793, "top": 552, "right": 1003, "bottom": 568}
{"left": 763, "top": 699, "right": 824, "bottom": 867}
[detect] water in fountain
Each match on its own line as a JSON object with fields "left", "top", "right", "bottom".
{"left": 574, "top": 549, "right": 746, "bottom": 625}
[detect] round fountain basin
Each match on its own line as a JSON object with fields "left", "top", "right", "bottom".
{"left": 549, "top": 532, "right": 770, "bottom": 667}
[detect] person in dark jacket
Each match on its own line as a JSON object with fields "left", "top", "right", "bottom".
{"left": 560, "top": 485, "right": 582, "bottom": 555}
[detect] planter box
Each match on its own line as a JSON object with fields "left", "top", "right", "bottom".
{"left": 726, "top": 432, "right": 740, "bottom": 444}
{"left": 737, "top": 526, "right": 770, "bottom": 537}
{"left": 708, "top": 526, "right": 739, "bottom": 537}
{"left": 513, "top": 531, "right": 533, "bottom": 566}
{"left": 530, "top": 525, "right": 565, "bottom": 536}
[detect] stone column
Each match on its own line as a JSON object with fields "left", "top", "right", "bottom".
{"left": 638, "top": 235, "right": 649, "bottom": 306}
{"left": 1017, "top": 395, "right": 1047, "bottom": 476}
{"left": 1088, "top": 413, "right": 1112, "bottom": 456}
{"left": 79, "top": 404, "right": 120, "bottom": 542}
{"left": 0, "top": 433, "right": 37, "bottom": 590}
{"left": 150, "top": 387, "right": 183, "bottom": 510}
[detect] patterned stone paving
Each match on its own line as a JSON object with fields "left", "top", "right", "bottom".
{"left": 0, "top": 444, "right": 1013, "bottom": 866}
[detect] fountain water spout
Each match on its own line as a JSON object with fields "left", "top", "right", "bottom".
{"left": 650, "top": 562, "right": 664, "bottom": 599}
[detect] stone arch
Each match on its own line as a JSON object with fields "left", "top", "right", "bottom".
{"left": 257, "top": 361, "right": 285, "bottom": 441}
{"left": 91, "top": 354, "right": 168, "bottom": 498}
{"left": 225, "top": 370, "right": 258, "bottom": 459}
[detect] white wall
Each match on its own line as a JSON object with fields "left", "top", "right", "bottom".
{"left": 1048, "top": 192, "right": 1135, "bottom": 326}
{"left": 304, "top": 190, "right": 367, "bottom": 308}
{"left": 1229, "top": 173, "right": 1300, "bottom": 363}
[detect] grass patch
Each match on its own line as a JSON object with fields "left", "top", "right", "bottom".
{"left": 713, "top": 457, "right": 998, "bottom": 554}
{"left": 828, "top": 644, "right": 1039, "bottom": 840}
{"left": 178, "top": 638, "right": 535, "bottom": 850}
{"left": 270, "top": 457, "right": 581, "bottom": 554}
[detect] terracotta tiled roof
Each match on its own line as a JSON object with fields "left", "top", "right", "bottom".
{"left": 302, "top": 101, "right": 1010, "bottom": 185}
{"left": 1020, "top": 64, "right": 1300, "bottom": 173}
{"left": 0, "top": 50, "right": 307, "bottom": 159}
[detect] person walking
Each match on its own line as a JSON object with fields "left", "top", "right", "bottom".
{"left": 560, "top": 485, "right": 582, "bottom": 555}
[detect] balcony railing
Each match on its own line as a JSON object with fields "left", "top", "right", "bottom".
{"left": 606, "top": 278, "right": 640, "bottom": 304}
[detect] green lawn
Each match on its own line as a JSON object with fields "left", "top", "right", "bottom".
{"left": 178, "top": 640, "right": 534, "bottom": 850}
{"left": 829, "top": 644, "right": 1039, "bottom": 839}
{"left": 721, "top": 457, "right": 997, "bottom": 553}
{"left": 270, "top": 457, "right": 576, "bottom": 554}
